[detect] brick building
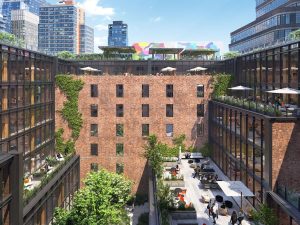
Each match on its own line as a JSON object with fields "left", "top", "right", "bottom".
{"left": 56, "top": 74, "right": 213, "bottom": 193}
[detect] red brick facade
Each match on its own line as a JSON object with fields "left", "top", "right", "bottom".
{"left": 55, "top": 75, "right": 213, "bottom": 193}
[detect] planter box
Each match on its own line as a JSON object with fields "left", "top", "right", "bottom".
{"left": 170, "top": 210, "right": 197, "bottom": 220}
{"left": 163, "top": 180, "right": 185, "bottom": 188}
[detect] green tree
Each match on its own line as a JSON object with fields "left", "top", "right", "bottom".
{"left": 212, "top": 73, "right": 233, "bottom": 97}
{"left": 157, "top": 181, "right": 175, "bottom": 225}
{"left": 289, "top": 29, "right": 300, "bottom": 40}
{"left": 223, "top": 51, "right": 240, "bottom": 59}
{"left": 172, "top": 134, "right": 186, "bottom": 152}
{"left": 53, "top": 169, "right": 132, "bottom": 225}
{"left": 0, "top": 32, "right": 25, "bottom": 48}
{"left": 252, "top": 204, "right": 278, "bottom": 225}
{"left": 57, "top": 51, "right": 76, "bottom": 60}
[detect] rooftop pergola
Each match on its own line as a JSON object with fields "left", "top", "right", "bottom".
{"left": 181, "top": 48, "right": 218, "bottom": 59}
{"left": 149, "top": 48, "right": 184, "bottom": 60}
{"left": 98, "top": 46, "right": 136, "bottom": 59}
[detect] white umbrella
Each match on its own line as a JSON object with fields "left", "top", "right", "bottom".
{"left": 80, "top": 67, "right": 100, "bottom": 72}
{"left": 267, "top": 87, "right": 300, "bottom": 94}
{"left": 228, "top": 85, "right": 253, "bottom": 91}
{"left": 161, "top": 67, "right": 176, "bottom": 72}
{"left": 188, "top": 66, "right": 207, "bottom": 72}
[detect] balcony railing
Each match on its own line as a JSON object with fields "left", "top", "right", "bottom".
{"left": 276, "top": 182, "right": 300, "bottom": 212}
{"left": 214, "top": 96, "right": 300, "bottom": 118}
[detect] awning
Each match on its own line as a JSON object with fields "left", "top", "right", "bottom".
{"left": 217, "top": 181, "right": 254, "bottom": 197}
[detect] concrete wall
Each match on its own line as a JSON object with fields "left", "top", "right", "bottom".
{"left": 55, "top": 74, "right": 213, "bottom": 193}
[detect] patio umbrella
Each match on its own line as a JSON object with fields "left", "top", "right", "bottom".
{"left": 161, "top": 67, "right": 176, "bottom": 72}
{"left": 188, "top": 66, "right": 207, "bottom": 72}
{"left": 217, "top": 181, "right": 254, "bottom": 210}
{"left": 266, "top": 87, "right": 300, "bottom": 94}
{"left": 228, "top": 86, "right": 253, "bottom": 91}
{"left": 80, "top": 67, "right": 100, "bottom": 72}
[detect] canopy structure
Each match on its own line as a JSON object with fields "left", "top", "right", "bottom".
{"left": 217, "top": 181, "right": 254, "bottom": 209}
{"left": 228, "top": 85, "right": 253, "bottom": 91}
{"left": 188, "top": 66, "right": 207, "bottom": 72}
{"left": 149, "top": 48, "right": 183, "bottom": 60}
{"left": 267, "top": 87, "right": 300, "bottom": 94}
{"left": 181, "top": 48, "right": 218, "bottom": 60}
{"left": 98, "top": 46, "right": 136, "bottom": 59}
{"left": 161, "top": 67, "right": 176, "bottom": 72}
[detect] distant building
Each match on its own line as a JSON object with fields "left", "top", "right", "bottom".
{"left": 230, "top": 0, "right": 300, "bottom": 53}
{"left": 0, "top": 14, "right": 6, "bottom": 32}
{"left": 23, "top": 0, "right": 46, "bottom": 15}
{"left": 11, "top": 9, "right": 39, "bottom": 50}
{"left": 80, "top": 24, "right": 94, "bottom": 53}
{"left": 108, "top": 21, "right": 128, "bottom": 47}
{"left": 38, "top": 3, "right": 78, "bottom": 55}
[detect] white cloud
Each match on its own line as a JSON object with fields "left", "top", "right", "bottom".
{"left": 77, "top": 0, "right": 114, "bottom": 16}
{"left": 150, "top": 16, "right": 162, "bottom": 22}
{"left": 94, "top": 36, "right": 107, "bottom": 52}
{"left": 94, "top": 24, "right": 108, "bottom": 31}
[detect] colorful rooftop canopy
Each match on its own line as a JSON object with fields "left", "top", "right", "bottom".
{"left": 149, "top": 48, "right": 184, "bottom": 55}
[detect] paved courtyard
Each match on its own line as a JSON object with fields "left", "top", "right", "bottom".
{"left": 173, "top": 158, "right": 253, "bottom": 225}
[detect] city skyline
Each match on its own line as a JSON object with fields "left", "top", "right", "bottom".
{"left": 48, "top": 0, "right": 256, "bottom": 53}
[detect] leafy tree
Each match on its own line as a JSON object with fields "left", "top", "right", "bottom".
{"left": 53, "top": 170, "right": 132, "bottom": 225}
{"left": 252, "top": 204, "right": 278, "bottom": 225}
{"left": 57, "top": 51, "right": 76, "bottom": 60}
{"left": 223, "top": 51, "right": 240, "bottom": 59}
{"left": 212, "top": 73, "right": 233, "bottom": 97}
{"left": 289, "top": 29, "right": 300, "bottom": 40}
{"left": 172, "top": 134, "right": 186, "bottom": 152}
{"left": 157, "top": 181, "right": 175, "bottom": 225}
{"left": 199, "top": 142, "right": 212, "bottom": 157}
{"left": 0, "top": 32, "right": 25, "bottom": 48}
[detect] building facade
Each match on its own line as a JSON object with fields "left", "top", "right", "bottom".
{"left": 11, "top": 9, "right": 39, "bottom": 51}
{"left": 0, "top": 13, "right": 6, "bottom": 32}
{"left": 38, "top": 4, "right": 78, "bottom": 55}
{"left": 230, "top": 0, "right": 300, "bottom": 53}
{"left": 0, "top": 44, "right": 80, "bottom": 225}
{"left": 108, "top": 21, "right": 128, "bottom": 47}
{"left": 79, "top": 24, "right": 94, "bottom": 53}
{"left": 55, "top": 75, "right": 212, "bottom": 193}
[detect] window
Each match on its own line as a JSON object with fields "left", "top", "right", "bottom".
{"left": 91, "top": 163, "right": 98, "bottom": 171}
{"left": 142, "top": 124, "right": 149, "bottom": 136}
{"left": 142, "top": 104, "right": 149, "bottom": 117}
{"left": 166, "top": 124, "right": 173, "bottom": 137}
{"left": 90, "top": 143, "right": 98, "bottom": 156}
{"left": 116, "top": 104, "right": 124, "bottom": 117}
{"left": 197, "top": 104, "right": 204, "bottom": 117}
{"left": 90, "top": 124, "right": 98, "bottom": 136}
{"left": 197, "top": 123, "right": 204, "bottom": 137}
{"left": 90, "top": 104, "right": 98, "bottom": 117}
{"left": 116, "top": 163, "right": 124, "bottom": 174}
{"left": 197, "top": 85, "right": 204, "bottom": 97}
{"left": 142, "top": 84, "right": 149, "bottom": 97}
{"left": 166, "top": 84, "right": 173, "bottom": 97}
{"left": 116, "top": 84, "right": 123, "bottom": 97}
{"left": 116, "top": 143, "right": 124, "bottom": 156}
{"left": 116, "top": 124, "right": 124, "bottom": 137}
{"left": 166, "top": 104, "right": 173, "bottom": 117}
{"left": 91, "top": 84, "right": 98, "bottom": 97}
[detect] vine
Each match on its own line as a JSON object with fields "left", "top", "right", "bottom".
{"left": 212, "top": 73, "right": 233, "bottom": 97}
{"left": 55, "top": 74, "right": 84, "bottom": 139}
{"left": 55, "top": 128, "right": 75, "bottom": 155}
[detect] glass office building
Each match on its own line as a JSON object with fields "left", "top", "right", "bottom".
{"left": 79, "top": 24, "right": 94, "bottom": 53}
{"left": 108, "top": 21, "right": 128, "bottom": 47}
{"left": 38, "top": 4, "right": 78, "bottom": 55}
{"left": 230, "top": 0, "right": 300, "bottom": 53}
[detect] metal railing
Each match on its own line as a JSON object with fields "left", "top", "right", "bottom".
{"left": 276, "top": 183, "right": 300, "bottom": 211}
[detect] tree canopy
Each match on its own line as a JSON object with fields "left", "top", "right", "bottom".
{"left": 289, "top": 29, "right": 300, "bottom": 41}
{"left": 53, "top": 169, "right": 132, "bottom": 225}
{"left": 223, "top": 51, "right": 240, "bottom": 59}
{"left": 0, "top": 32, "right": 25, "bottom": 48}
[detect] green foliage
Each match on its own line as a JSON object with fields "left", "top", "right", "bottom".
{"left": 223, "top": 51, "right": 240, "bottom": 59}
{"left": 172, "top": 134, "right": 186, "bottom": 152}
{"left": 157, "top": 181, "right": 175, "bottom": 225}
{"left": 57, "top": 51, "right": 76, "bottom": 60}
{"left": 55, "top": 128, "right": 75, "bottom": 155}
{"left": 56, "top": 75, "right": 84, "bottom": 139}
{"left": 212, "top": 73, "right": 233, "bottom": 97}
{"left": 0, "top": 32, "right": 25, "bottom": 48}
{"left": 289, "top": 29, "right": 300, "bottom": 41}
{"left": 53, "top": 208, "right": 70, "bottom": 225}
{"left": 137, "top": 212, "right": 149, "bottom": 225}
{"left": 45, "top": 156, "right": 59, "bottom": 167}
{"left": 53, "top": 169, "right": 132, "bottom": 225}
{"left": 252, "top": 204, "right": 278, "bottom": 225}
{"left": 199, "top": 143, "right": 212, "bottom": 157}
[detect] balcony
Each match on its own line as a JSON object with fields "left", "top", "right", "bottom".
{"left": 214, "top": 96, "right": 300, "bottom": 118}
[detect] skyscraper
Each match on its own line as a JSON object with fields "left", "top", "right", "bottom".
{"left": 80, "top": 24, "right": 94, "bottom": 53}
{"left": 11, "top": 9, "right": 39, "bottom": 50}
{"left": 38, "top": 2, "right": 78, "bottom": 55}
{"left": 108, "top": 21, "right": 128, "bottom": 47}
{"left": 229, "top": 0, "right": 300, "bottom": 52}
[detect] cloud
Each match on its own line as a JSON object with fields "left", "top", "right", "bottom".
{"left": 94, "top": 24, "right": 108, "bottom": 31}
{"left": 150, "top": 16, "right": 162, "bottom": 22}
{"left": 94, "top": 36, "right": 107, "bottom": 52}
{"left": 77, "top": 0, "right": 114, "bottom": 16}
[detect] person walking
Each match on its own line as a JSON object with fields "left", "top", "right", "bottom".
{"left": 212, "top": 201, "right": 218, "bottom": 224}
{"left": 193, "top": 166, "right": 200, "bottom": 179}
{"left": 230, "top": 210, "right": 238, "bottom": 225}
{"left": 237, "top": 209, "right": 244, "bottom": 225}
{"left": 207, "top": 199, "right": 214, "bottom": 217}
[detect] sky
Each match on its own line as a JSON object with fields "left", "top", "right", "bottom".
{"left": 50, "top": 0, "right": 256, "bottom": 53}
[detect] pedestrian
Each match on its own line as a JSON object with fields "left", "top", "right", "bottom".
{"left": 237, "top": 209, "right": 244, "bottom": 225}
{"left": 230, "top": 210, "right": 238, "bottom": 225}
{"left": 207, "top": 199, "right": 213, "bottom": 217}
{"left": 212, "top": 201, "right": 218, "bottom": 224}
{"left": 193, "top": 166, "right": 200, "bottom": 179}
